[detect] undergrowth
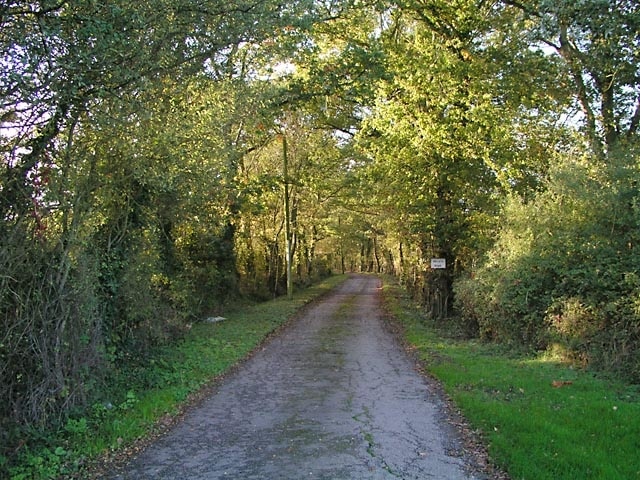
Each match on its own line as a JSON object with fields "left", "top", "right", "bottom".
{"left": 4, "top": 275, "right": 347, "bottom": 480}
{"left": 382, "top": 277, "right": 640, "bottom": 480}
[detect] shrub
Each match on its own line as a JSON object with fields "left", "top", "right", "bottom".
{"left": 455, "top": 152, "right": 640, "bottom": 380}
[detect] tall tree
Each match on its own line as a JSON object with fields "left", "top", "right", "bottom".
{"left": 0, "top": 0, "right": 323, "bottom": 432}
{"left": 351, "top": 0, "right": 574, "bottom": 315}
{"left": 502, "top": 0, "right": 640, "bottom": 158}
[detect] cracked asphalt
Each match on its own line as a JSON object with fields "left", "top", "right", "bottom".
{"left": 109, "top": 275, "right": 485, "bottom": 479}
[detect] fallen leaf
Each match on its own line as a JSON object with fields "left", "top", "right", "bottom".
{"left": 551, "top": 380, "right": 573, "bottom": 388}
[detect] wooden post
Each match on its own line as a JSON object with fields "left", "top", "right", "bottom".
{"left": 283, "top": 134, "right": 293, "bottom": 299}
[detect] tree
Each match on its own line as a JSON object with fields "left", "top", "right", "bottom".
{"left": 502, "top": 0, "right": 640, "bottom": 158}
{"left": 452, "top": 1, "right": 640, "bottom": 379}
{"left": 353, "top": 5, "right": 497, "bottom": 315}
{"left": 0, "top": 0, "right": 324, "bottom": 435}
{"left": 235, "top": 106, "right": 352, "bottom": 297}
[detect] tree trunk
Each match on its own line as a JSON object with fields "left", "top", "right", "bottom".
{"left": 283, "top": 135, "right": 293, "bottom": 299}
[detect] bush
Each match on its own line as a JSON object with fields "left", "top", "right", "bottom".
{"left": 455, "top": 152, "right": 640, "bottom": 380}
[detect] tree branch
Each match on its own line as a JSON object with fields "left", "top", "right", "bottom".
{"left": 628, "top": 95, "right": 640, "bottom": 139}
{"left": 557, "top": 23, "right": 604, "bottom": 158}
{"left": 500, "top": 0, "right": 540, "bottom": 18}
{"left": 1, "top": 1, "right": 68, "bottom": 18}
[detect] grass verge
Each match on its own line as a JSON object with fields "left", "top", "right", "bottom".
{"left": 381, "top": 277, "right": 640, "bottom": 480}
{"left": 8, "top": 275, "right": 347, "bottom": 480}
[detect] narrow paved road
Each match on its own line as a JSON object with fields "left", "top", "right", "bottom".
{"left": 109, "top": 275, "right": 483, "bottom": 479}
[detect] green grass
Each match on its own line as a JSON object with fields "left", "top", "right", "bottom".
{"left": 8, "top": 275, "right": 347, "bottom": 480}
{"left": 382, "top": 278, "right": 640, "bottom": 480}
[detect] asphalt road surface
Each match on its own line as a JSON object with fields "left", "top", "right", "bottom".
{"left": 109, "top": 275, "right": 485, "bottom": 479}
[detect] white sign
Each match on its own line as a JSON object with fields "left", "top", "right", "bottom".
{"left": 430, "top": 258, "right": 447, "bottom": 269}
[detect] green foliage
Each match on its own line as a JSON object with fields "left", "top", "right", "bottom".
{"left": 4, "top": 275, "right": 346, "bottom": 480}
{"left": 455, "top": 152, "right": 640, "bottom": 379}
{"left": 1, "top": 0, "right": 333, "bottom": 472}
{"left": 234, "top": 108, "right": 355, "bottom": 297}
{"left": 504, "top": 0, "right": 640, "bottom": 157}
{"left": 384, "top": 277, "right": 640, "bottom": 480}
{"left": 352, "top": 6, "right": 526, "bottom": 312}
{"left": 2, "top": 0, "right": 640, "bottom": 476}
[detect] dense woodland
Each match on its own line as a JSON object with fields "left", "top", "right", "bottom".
{"left": 1, "top": 0, "right": 639, "bottom": 462}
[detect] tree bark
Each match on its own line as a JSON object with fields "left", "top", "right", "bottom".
{"left": 283, "top": 135, "right": 293, "bottom": 299}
